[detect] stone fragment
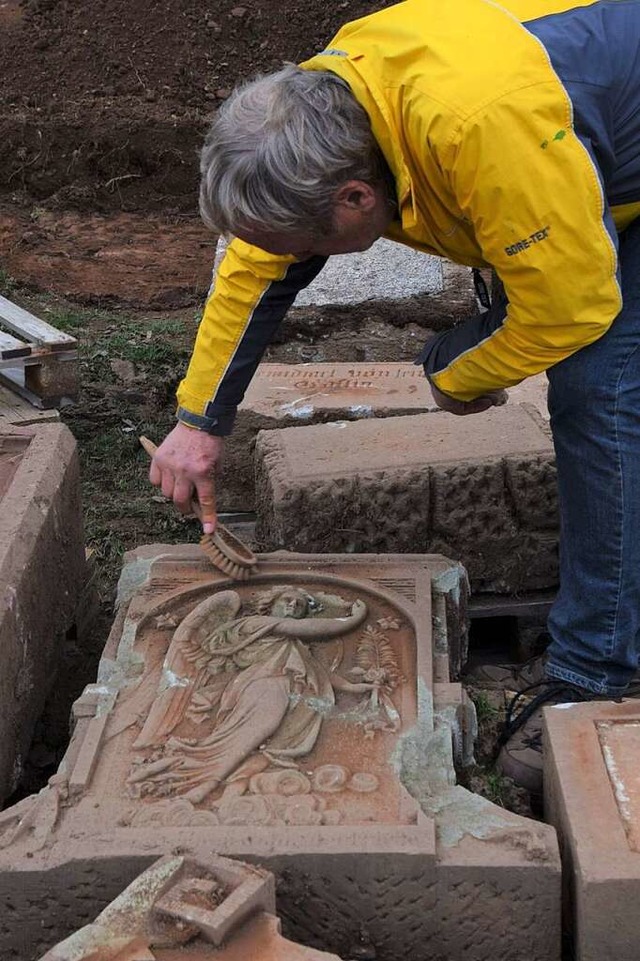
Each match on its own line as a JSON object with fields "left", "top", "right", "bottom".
{"left": 255, "top": 405, "right": 558, "bottom": 593}
{"left": 220, "top": 362, "right": 438, "bottom": 510}
{"left": 0, "top": 424, "right": 86, "bottom": 803}
{"left": 217, "top": 366, "right": 551, "bottom": 512}
{"left": 507, "top": 372, "right": 549, "bottom": 421}
{"left": 544, "top": 700, "right": 640, "bottom": 961}
{"left": 38, "top": 854, "right": 340, "bottom": 960}
{"left": 0, "top": 546, "right": 560, "bottom": 961}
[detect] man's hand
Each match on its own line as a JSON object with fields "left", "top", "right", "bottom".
{"left": 429, "top": 381, "right": 508, "bottom": 416}
{"left": 149, "top": 422, "right": 223, "bottom": 534}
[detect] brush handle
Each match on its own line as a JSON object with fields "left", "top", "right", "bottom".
{"left": 139, "top": 435, "right": 158, "bottom": 459}
{"left": 140, "top": 435, "right": 257, "bottom": 576}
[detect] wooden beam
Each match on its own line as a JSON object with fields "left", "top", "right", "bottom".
{"left": 0, "top": 347, "right": 77, "bottom": 371}
{"left": 0, "top": 329, "right": 30, "bottom": 360}
{"left": 0, "top": 295, "right": 76, "bottom": 349}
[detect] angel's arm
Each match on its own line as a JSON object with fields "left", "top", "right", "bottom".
{"left": 275, "top": 599, "right": 368, "bottom": 640}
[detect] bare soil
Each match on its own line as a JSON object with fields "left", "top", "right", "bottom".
{"left": 0, "top": 0, "right": 395, "bottom": 214}
{"left": 0, "top": 0, "right": 396, "bottom": 302}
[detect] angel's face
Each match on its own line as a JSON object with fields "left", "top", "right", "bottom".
{"left": 271, "top": 590, "right": 309, "bottom": 620}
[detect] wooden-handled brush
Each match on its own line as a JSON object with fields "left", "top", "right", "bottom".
{"left": 139, "top": 435, "right": 258, "bottom": 581}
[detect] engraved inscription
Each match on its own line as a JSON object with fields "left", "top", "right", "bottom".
{"left": 262, "top": 363, "right": 426, "bottom": 394}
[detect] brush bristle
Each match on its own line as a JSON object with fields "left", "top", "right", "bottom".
{"left": 200, "top": 535, "right": 252, "bottom": 581}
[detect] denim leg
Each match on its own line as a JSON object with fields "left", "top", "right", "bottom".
{"left": 546, "top": 218, "right": 640, "bottom": 695}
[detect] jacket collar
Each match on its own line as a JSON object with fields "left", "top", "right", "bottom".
{"left": 301, "top": 50, "right": 419, "bottom": 231}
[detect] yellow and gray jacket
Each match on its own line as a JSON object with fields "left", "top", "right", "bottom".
{"left": 177, "top": 0, "right": 640, "bottom": 433}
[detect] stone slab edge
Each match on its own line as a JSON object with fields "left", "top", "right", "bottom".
{"left": 0, "top": 423, "right": 86, "bottom": 802}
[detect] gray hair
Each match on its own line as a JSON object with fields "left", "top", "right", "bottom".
{"left": 199, "top": 64, "right": 391, "bottom": 237}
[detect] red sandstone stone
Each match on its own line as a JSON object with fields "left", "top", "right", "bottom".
{"left": 219, "top": 362, "right": 438, "bottom": 511}
{"left": 0, "top": 424, "right": 86, "bottom": 802}
{"left": 39, "top": 854, "right": 338, "bottom": 960}
{"left": 543, "top": 700, "right": 640, "bottom": 961}
{"left": 255, "top": 405, "right": 558, "bottom": 594}
{"left": 0, "top": 546, "right": 560, "bottom": 961}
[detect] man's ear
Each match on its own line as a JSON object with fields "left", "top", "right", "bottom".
{"left": 333, "top": 180, "right": 377, "bottom": 211}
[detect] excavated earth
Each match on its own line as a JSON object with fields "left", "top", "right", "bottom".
{"left": 0, "top": 0, "right": 396, "bottom": 305}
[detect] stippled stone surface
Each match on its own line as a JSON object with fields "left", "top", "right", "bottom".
{"left": 0, "top": 546, "right": 559, "bottom": 961}
{"left": 214, "top": 238, "right": 444, "bottom": 307}
{"left": 255, "top": 405, "right": 558, "bottom": 594}
{"left": 214, "top": 241, "right": 476, "bottom": 333}
{"left": 0, "top": 424, "right": 86, "bottom": 803}
{"left": 38, "top": 854, "right": 339, "bottom": 961}
{"left": 544, "top": 700, "right": 640, "bottom": 961}
{"left": 220, "top": 362, "right": 438, "bottom": 511}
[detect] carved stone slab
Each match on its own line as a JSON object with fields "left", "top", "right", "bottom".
{"left": 0, "top": 547, "right": 560, "bottom": 961}
{"left": 255, "top": 405, "right": 558, "bottom": 594}
{"left": 0, "top": 424, "right": 86, "bottom": 803}
{"left": 544, "top": 701, "right": 640, "bottom": 961}
{"left": 220, "top": 363, "right": 438, "bottom": 511}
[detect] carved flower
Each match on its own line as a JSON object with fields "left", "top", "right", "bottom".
{"left": 269, "top": 795, "right": 323, "bottom": 826}
{"left": 249, "top": 769, "right": 312, "bottom": 797}
{"left": 348, "top": 772, "right": 379, "bottom": 794}
{"left": 129, "top": 800, "right": 219, "bottom": 828}
{"left": 321, "top": 808, "right": 343, "bottom": 826}
{"left": 377, "top": 616, "right": 401, "bottom": 631}
{"left": 311, "top": 764, "right": 350, "bottom": 794}
{"left": 217, "top": 794, "right": 273, "bottom": 826}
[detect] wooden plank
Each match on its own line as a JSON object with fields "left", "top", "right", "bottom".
{"left": 0, "top": 369, "right": 63, "bottom": 409}
{"left": 0, "top": 383, "right": 59, "bottom": 426}
{"left": 0, "top": 347, "right": 76, "bottom": 371}
{"left": 0, "top": 294, "right": 76, "bottom": 349}
{"left": 0, "top": 329, "right": 30, "bottom": 360}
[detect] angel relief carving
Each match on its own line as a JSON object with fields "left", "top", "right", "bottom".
{"left": 126, "top": 586, "right": 406, "bottom": 820}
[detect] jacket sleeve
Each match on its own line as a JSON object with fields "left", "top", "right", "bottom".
{"left": 176, "top": 239, "right": 327, "bottom": 434}
{"left": 424, "top": 82, "right": 622, "bottom": 401}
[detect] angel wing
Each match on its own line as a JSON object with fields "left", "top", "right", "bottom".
{"left": 132, "top": 590, "right": 242, "bottom": 749}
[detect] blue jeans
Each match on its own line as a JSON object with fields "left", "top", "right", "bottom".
{"left": 546, "top": 217, "right": 640, "bottom": 695}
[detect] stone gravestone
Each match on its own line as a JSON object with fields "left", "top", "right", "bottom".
{"left": 255, "top": 405, "right": 558, "bottom": 594}
{"left": 219, "top": 362, "right": 438, "bottom": 512}
{"left": 0, "top": 546, "right": 560, "bottom": 961}
{"left": 544, "top": 700, "right": 640, "bottom": 961}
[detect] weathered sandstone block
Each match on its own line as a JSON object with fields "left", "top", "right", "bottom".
{"left": 544, "top": 700, "right": 640, "bottom": 961}
{"left": 255, "top": 405, "right": 558, "bottom": 593}
{"left": 219, "top": 362, "right": 438, "bottom": 511}
{"left": 39, "top": 854, "right": 340, "bottom": 961}
{"left": 0, "top": 546, "right": 559, "bottom": 961}
{"left": 0, "top": 424, "right": 86, "bottom": 803}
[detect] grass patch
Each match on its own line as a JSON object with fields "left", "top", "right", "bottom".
{"left": 0, "top": 288, "right": 205, "bottom": 617}
{"left": 472, "top": 688, "right": 500, "bottom": 724}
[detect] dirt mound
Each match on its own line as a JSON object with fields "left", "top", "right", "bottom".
{"left": 0, "top": 0, "right": 394, "bottom": 212}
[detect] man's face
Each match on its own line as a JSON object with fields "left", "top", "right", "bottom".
{"left": 236, "top": 179, "right": 394, "bottom": 260}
